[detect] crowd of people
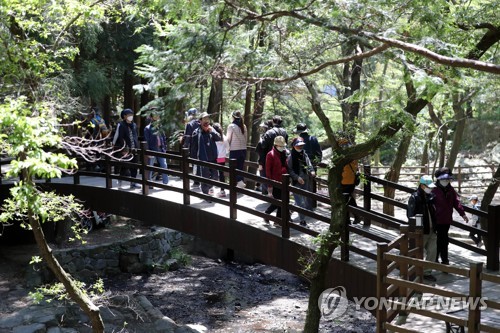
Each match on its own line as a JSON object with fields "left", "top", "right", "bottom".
{"left": 84, "top": 106, "right": 481, "bottom": 247}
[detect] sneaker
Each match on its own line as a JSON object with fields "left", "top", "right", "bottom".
{"left": 217, "top": 190, "right": 226, "bottom": 198}
{"left": 191, "top": 182, "right": 200, "bottom": 188}
{"left": 130, "top": 183, "right": 141, "bottom": 189}
{"left": 423, "top": 274, "right": 437, "bottom": 282}
{"left": 237, "top": 180, "right": 246, "bottom": 188}
{"left": 208, "top": 188, "right": 214, "bottom": 195}
{"left": 300, "top": 220, "right": 307, "bottom": 226}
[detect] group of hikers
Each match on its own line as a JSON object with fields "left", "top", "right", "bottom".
{"left": 83, "top": 106, "right": 481, "bottom": 247}
{"left": 180, "top": 108, "right": 326, "bottom": 227}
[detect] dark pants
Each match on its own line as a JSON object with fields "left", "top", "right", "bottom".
{"left": 469, "top": 222, "right": 482, "bottom": 245}
{"left": 265, "top": 187, "right": 282, "bottom": 219}
{"left": 200, "top": 164, "right": 218, "bottom": 194}
{"left": 435, "top": 223, "right": 451, "bottom": 264}
{"left": 230, "top": 149, "right": 246, "bottom": 182}
{"left": 341, "top": 184, "right": 359, "bottom": 224}
{"left": 120, "top": 154, "right": 138, "bottom": 179}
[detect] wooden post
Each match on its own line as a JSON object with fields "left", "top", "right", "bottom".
{"left": 363, "top": 165, "right": 371, "bottom": 227}
{"left": 399, "top": 226, "right": 409, "bottom": 301}
{"left": 140, "top": 141, "right": 149, "bottom": 195}
{"left": 281, "top": 174, "right": 290, "bottom": 239}
{"left": 73, "top": 172, "right": 80, "bottom": 185}
{"left": 229, "top": 158, "right": 237, "bottom": 220}
{"left": 414, "top": 226, "right": 424, "bottom": 282}
{"left": 105, "top": 154, "right": 112, "bottom": 189}
{"left": 468, "top": 262, "right": 482, "bottom": 333}
{"left": 486, "top": 204, "right": 499, "bottom": 270}
{"left": 181, "top": 148, "right": 190, "bottom": 205}
{"left": 376, "top": 243, "right": 389, "bottom": 333}
{"left": 341, "top": 209, "right": 350, "bottom": 262}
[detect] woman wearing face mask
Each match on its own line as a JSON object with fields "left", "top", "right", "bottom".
{"left": 263, "top": 136, "right": 288, "bottom": 226}
{"left": 407, "top": 175, "right": 438, "bottom": 281}
{"left": 113, "top": 108, "right": 140, "bottom": 189}
{"left": 432, "top": 167, "right": 469, "bottom": 266}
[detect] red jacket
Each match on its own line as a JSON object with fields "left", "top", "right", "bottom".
{"left": 266, "top": 147, "right": 287, "bottom": 182}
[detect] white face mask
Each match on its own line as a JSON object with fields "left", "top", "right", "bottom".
{"left": 439, "top": 180, "right": 450, "bottom": 187}
{"left": 276, "top": 146, "right": 285, "bottom": 152}
{"left": 126, "top": 115, "right": 133, "bottom": 122}
{"left": 424, "top": 187, "right": 433, "bottom": 194}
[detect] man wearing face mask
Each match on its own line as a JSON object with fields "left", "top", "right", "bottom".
{"left": 113, "top": 108, "right": 140, "bottom": 189}
{"left": 190, "top": 112, "right": 221, "bottom": 198}
{"left": 432, "top": 167, "right": 469, "bottom": 266}
{"left": 407, "top": 175, "right": 437, "bottom": 281}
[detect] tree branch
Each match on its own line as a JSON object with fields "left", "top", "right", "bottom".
{"left": 212, "top": 44, "right": 389, "bottom": 83}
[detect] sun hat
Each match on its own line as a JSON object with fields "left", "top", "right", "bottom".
{"left": 186, "top": 108, "right": 198, "bottom": 116}
{"left": 232, "top": 111, "right": 242, "bottom": 119}
{"left": 198, "top": 112, "right": 210, "bottom": 120}
{"left": 469, "top": 194, "right": 478, "bottom": 200}
{"left": 419, "top": 175, "right": 436, "bottom": 188}
{"left": 274, "top": 136, "right": 286, "bottom": 146}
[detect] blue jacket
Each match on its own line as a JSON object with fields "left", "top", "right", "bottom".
{"left": 190, "top": 127, "right": 221, "bottom": 161}
{"left": 144, "top": 123, "right": 166, "bottom": 152}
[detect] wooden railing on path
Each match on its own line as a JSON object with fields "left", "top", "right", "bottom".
{"left": 377, "top": 218, "right": 500, "bottom": 333}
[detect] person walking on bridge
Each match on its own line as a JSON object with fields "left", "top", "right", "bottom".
{"left": 287, "top": 137, "right": 315, "bottom": 226}
{"left": 144, "top": 113, "right": 169, "bottom": 187}
{"left": 407, "top": 175, "right": 437, "bottom": 282}
{"left": 432, "top": 167, "right": 468, "bottom": 266}
{"left": 182, "top": 108, "right": 201, "bottom": 188}
{"left": 264, "top": 136, "right": 288, "bottom": 226}
{"left": 112, "top": 108, "right": 140, "bottom": 189}
{"left": 226, "top": 110, "right": 247, "bottom": 188}
{"left": 190, "top": 112, "right": 221, "bottom": 198}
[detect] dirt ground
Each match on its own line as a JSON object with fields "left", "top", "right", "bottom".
{"left": 0, "top": 218, "right": 375, "bottom": 332}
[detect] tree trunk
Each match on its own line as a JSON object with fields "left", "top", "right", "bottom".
{"left": 22, "top": 171, "right": 104, "bottom": 332}
{"left": 383, "top": 132, "right": 412, "bottom": 215}
{"left": 446, "top": 93, "right": 467, "bottom": 170}
{"left": 479, "top": 164, "right": 500, "bottom": 244}
{"left": 303, "top": 167, "right": 345, "bottom": 333}
{"left": 420, "top": 131, "right": 433, "bottom": 174}
{"left": 206, "top": 76, "right": 223, "bottom": 118}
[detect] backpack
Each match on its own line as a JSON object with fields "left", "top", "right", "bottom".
{"left": 91, "top": 116, "right": 109, "bottom": 137}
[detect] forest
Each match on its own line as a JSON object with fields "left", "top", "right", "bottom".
{"left": 0, "top": 0, "right": 498, "bottom": 332}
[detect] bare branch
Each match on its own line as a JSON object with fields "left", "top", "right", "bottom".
{"left": 61, "top": 136, "right": 133, "bottom": 164}
{"left": 212, "top": 44, "right": 389, "bottom": 83}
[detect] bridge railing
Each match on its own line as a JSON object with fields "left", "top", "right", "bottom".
{"left": 377, "top": 221, "right": 500, "bottom": 333}
{"left": 361, "top": 165, "right": 499, "bottom": 271}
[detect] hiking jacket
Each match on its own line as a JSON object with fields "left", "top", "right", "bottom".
{"left": 266, "top": 147, "right": 288, "bottom": 183}
{"left": 299, "top": 133, "right": 322, "bottom": 168}
{"left": 432, "top": 183, "right": 466, "bottom": 225}
{"left": 407, "top": 187, "right": 436, "bottom": 234}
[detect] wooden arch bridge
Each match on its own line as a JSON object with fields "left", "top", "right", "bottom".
{"left": 1, "top": 146, "right": 499, "bottom": 332}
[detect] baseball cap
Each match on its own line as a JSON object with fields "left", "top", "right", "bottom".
{"left": 419, "top": 175, "right": 436, "bottom": 188}
{"left": 292, "top": 138, "right": 305, "bottom": 147}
